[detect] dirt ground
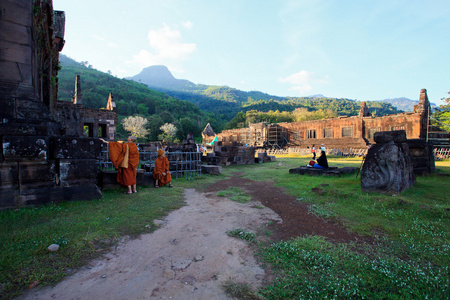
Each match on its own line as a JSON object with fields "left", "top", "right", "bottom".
{"left": 21, "top": 173, "right": 367, "bottom": 300}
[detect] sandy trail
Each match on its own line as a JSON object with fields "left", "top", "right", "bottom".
{"left": 21, "top": 188, "right": 281, "bottom": 300}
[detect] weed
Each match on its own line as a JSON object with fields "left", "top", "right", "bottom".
{"left": 222, "top": 279, "right": 264, "bottom": 300}
{"left": 308, "top": 203, "right": 336, "bottom": 218}
{"left": 226, "top": 228, "right": 256, "bottom": 242}
{"left": 216, "top": 187, "right": 252, "bottom": 203}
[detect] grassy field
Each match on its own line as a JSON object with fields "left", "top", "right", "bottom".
{"left": 0, "top": 156, "right": 449, "bottom": 299}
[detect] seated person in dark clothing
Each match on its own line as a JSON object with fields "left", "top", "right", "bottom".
{"left": 314, "top": 150, "right": 329, "bottom": 169}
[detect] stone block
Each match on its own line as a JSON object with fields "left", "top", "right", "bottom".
{"left": 0, "top": 190, "right": 17, "bottom": 208}
{"left": 0, "top": 1, "right": 31, "bottom": 26}
{"left": 11, "top": 184, "right": 101, "bottom": 206}
{"left": 339, "top": 167, "right": 359, "bottom": 174}
{"left": 16, "top": 184, "right": 62, "bottom": 207}
{"left": 50, "top": 137, "right": 103, "bottom": 159}
{"left": 58, "top": 159, "right": 98, "bottom": 186}
{"left": 18, "top": 162, "right": 55, "bottom": 184}
{"left": 0, "top": 40, "right": 31, "bottom": 64}
{"left": 254, "top": 157, "right": 263, "bottom": 164}
{"left": 0, "top": 98, "right": 16, "bottom": 119}
{"left": 201, "top": 164, "right": 222, "bottom": 175}
{"left": 2, "top": 136, "right": 48, "bottom": 161}
{"left": 268, "top": 155, "right": 276, "bottom": 162}
{"left": 0, "top": 19, "right": 30, "bottom": 45}
{"left": 374, "top": 130, "right": 407, "bottom": 144}
{"left": 137, "top": 172, "right": 155, "bottom": 186}
{"left": 98, "top": 170, "right": 118, "bottom": 189}
{"left": 0, "top": 162, "right": 18, "bottom": 185}
{"left": 61, "top": 184, "right": 102, "bottom": 202}
{"left": 98, "top": 170, "right": 155, "bottom": 188}
{"left": 15, "top": 98, "right": 50, "bottom": 119}
{"left": 289, "top": 166, "right": 343, "bottom": 176}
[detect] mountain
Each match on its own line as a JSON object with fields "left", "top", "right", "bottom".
{"left": 57, "top": 55, "right": 224, "bottom": 140}
{"left": 127, "top": 65, "right": 403, "bottom": 119}
{"left": 372, "top": 97, "right": 438, "bottom": 112}
{"left": 57, "top": 56, "right": 404, "bottom": 137}
{"left": 126, "top": 66, "right": 198, "bottom": 91}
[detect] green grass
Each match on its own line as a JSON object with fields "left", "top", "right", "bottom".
{"left": 216, "top": 187, "right": 252, "bottom": 203}
{"left": 0, "top": 186, "right": 185, "bottom": 299}
{"left": 259, "top": 235, "right": 448, "bottom": 299}
{"left": 237, "top": 157, "right": 450, "bottom": 299}
{"left": 1, "top": 158, "right": 449, "bottom": 299}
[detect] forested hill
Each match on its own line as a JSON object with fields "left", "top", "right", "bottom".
{"left": 58, "top": 55, "right": 405, "bottom": 138}
{"left": 129, "top": 65, "right": 404, "bottom": 121}
{"left": 57, "top": 55, "right": 224, "bottom": 141}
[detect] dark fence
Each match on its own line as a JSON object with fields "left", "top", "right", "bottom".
{"left": 99, "top": 149, "right": 202, "bottom": 180}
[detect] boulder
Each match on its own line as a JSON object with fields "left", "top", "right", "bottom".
{"left": 361, "top": 139, "right": 415, "bottom": 193}
{"left": 201, "top": 165, "right": 222, "bottom": 175}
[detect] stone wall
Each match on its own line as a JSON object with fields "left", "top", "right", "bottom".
{"left": 55, "top": 101, "right": 117, "bottom": 139}
{"left": 206, "top": 91, "right": 429, "bottom": 151}
{"left": 0, "top": 1, "right": 110, "bottom": 208}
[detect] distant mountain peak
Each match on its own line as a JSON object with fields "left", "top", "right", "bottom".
{"left": 138, "top": 65, "right": 175, "bottom": 80}
{"left": 128, "top": 65, "right": 193, "bottom": 91}
{"left": 308, "top": 94, "right": 325, "bottom": 98}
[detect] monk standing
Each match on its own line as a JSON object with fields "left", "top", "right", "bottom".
{"left": 100, "top": 136, "right": 140, "bottom": 194}
{"left": 153, "top": 149, "right": 172, "bottom": 188}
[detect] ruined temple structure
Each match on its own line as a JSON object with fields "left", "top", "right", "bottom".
{"left": 201, "top": 123, "right": 216, "bottom": 145}
{"left": 361, "top": 131, "right": 416, "bottom": 194}
{"left": 0, "top": 0, "right": 117, "bottom": 208}
{"left": 203, "top": 141, "right": 256, "bottom": 166}
{"left": 203, "top": 89, "right": 433, "bottom": 150}
{"left": 55, "top": 76, "right": 117, "bottom": 139}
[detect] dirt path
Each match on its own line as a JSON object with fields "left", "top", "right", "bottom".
{"left": 21, "top": 175, "right": 366, "bottom": 299}
{"left": 21, "top": 188, "right": 281, "bottom": 300}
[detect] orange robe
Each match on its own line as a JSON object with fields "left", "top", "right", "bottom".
{"left": 153, "top": 156, "right": 172, "bottom": 186}
{"left": 108, "top": 142, "right": 140, "bottom": 186}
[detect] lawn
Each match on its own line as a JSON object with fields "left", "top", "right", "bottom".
{"left": 0, "top": 156, "right": 448, "bottom": 299}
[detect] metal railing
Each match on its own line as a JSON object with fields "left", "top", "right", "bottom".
{"left": 99, "top": 150, "right": 203, "bottom": 180}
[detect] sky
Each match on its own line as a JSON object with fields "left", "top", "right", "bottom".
{"left": 53, "top": 0, "right": 450, "bottom": 105}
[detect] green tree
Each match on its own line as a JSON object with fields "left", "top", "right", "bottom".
{"left": 178, "top": 117, "right": 200, "bottom": 140}
{"left": 137, "top": 103, "right": 149, "bottom": 116}
{"left": 434, "top": 91, "right": 450, "bottom": 131}
{"left": 147, "top": 115, "right": 164, "bottom": 141}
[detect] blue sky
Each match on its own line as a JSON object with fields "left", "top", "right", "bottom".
{"left": 53, "top": 0, "right": 450, "bottom": 105}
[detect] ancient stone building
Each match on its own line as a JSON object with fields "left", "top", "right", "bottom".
{"left": 55, "top": 77, "right": 117, "bottom": 139}
{"left": 0, "top": 0, "right": 116, "bottom": 208}
{"left": 205, "top": 89, "right": 432, "bottom": 150}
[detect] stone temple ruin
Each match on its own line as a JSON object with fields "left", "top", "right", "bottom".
{"left": 203, "top": 89, "right": 440, "bottom": 151}
{"left": 0, "top": 0, "right": 116, "bottom": 208}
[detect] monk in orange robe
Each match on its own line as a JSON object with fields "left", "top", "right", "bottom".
{"left": 100, "top": 136, "right": 140, "bottom": 194}
{"left": 153, "top": 149, "right": 172, "bottom": 188}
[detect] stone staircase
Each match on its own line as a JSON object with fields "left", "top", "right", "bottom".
{"left": 427, "top": 124, "right": 450, "bottom": 147}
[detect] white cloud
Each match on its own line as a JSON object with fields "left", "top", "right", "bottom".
{"left": 131, "top": 24, "right": 196, "bottom": 67}
{"left": 182, "top": 21, "right": 194, "bottom": 29}
{"left": 279, "top": 70, "right": 328, "bottom": 93}
{"left": 92, "top": 34, "right": 105, "bottom": 42}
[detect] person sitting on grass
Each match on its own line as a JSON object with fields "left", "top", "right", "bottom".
{"left": 314, "top": 150, "right": 329, "bottom": 169}
{"left": 153, "top": 149, "right": 173, "bottom": 188}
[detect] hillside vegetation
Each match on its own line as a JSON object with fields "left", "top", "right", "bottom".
{"left": 58, "top": 55, "right": 224, "bottom": 141}
{"left": 58, "top": 55, "right": 404, "bottom": 140}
